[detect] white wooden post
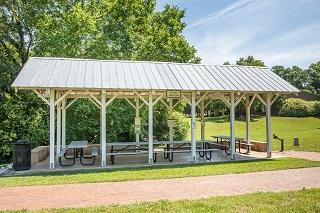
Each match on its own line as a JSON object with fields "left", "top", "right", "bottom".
{"left": 61, "top": 98, "right": 66, "bottom": 148}
{"left": 266, "top": 94, "right": 272, "bottom": 158}
{"left": 148, "top": 92, "right": 153, "bottom": 164}
{"left": 230, "top": 92, "right": 236, "bottom": 160}
{"left": 191, "top": 92, "right": 196, "bottom": 162}
{"left": 49, "top": 89, "right": 55, "bottom": 169}
{"left": 245, "top": 95, "right": 251, "bottom": 152}
{"left": 169, "top": 99, "right": 173, "bottom": 141}
{"left": 135, "top": 98, "right": 139, "bottom": 143}
{"left": 200, "top": 99, "right": 205, "bottom": 141}
{"left": 56, "top": 92, "right": 61, "bottom": 159}
{"left": 101, "top": 90, "right": 107, "bottom": 166}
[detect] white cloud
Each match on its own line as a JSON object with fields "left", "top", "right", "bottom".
{"left": 188, "top": 0, "right": 256, "bottom": 29}
{"left": 185, "top": 0, "right": 320, "bottom": 68}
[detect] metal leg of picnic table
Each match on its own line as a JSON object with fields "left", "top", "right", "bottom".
{"left": 64, "top": 148, "right": 74, "bottom": 160}
{"left": 80, "top": 155, "right": 96, "bottom": 165}
{"left": 199, "top": 143, "right": 205, "bottom": 158}
{"left": 205, "top": 146, "right": 212, "bottom": 160}
{"left": 169, "top": 149, "right": 174, "bottom": 162}
{"left": 153, "top": 153, "right": 157, "bottom": 163}
{"left": 60, "top": 150, "right": 76, "bottom": 166}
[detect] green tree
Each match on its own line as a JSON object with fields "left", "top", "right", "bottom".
{"left": 0, "top": 0, "right": 199, "bottom": 162}
{"left": 272, "top": 65, "right": 311, "bottom": 90}
{"left": 308, "top": 61, "right": 320, "bottom": 95}
{"left": 236, "top": 56, "right": 265, "bottom": 67}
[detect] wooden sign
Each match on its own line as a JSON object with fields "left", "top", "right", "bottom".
{"left": 166, "top": 90, "right": 181, "bottom": 98}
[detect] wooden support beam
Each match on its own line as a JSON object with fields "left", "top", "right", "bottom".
{"left": 152, "top": 93, "right": 165, "bottom": 106}
{"left": 124, "top": 98, "right": 136, "bottom": 109}
{"left": 271, "top": 94, "right": 280, "bottom": 105}
{"left": 61, "top": 98, "right": 66, "bottom": 149}
{"left": 217, "top": 93, "right": 231, "bottom": 108}
{"left": 266, "top": 94, "right": 272, "bottom": 158}
{"left": 160, "top": 99, "right": 169, "bottom": 108}
{"left": 87, "top": 97, "right": 100, "bottom": 109}
{"left": 55, "top": 90, "right": 72, "bottom": 106}
{"left": 191, "top": 92, "right": 196, "bottom": 162}
{"left": 182, "top": 93, "right": 191, "bottom": 106}
{"left": 256, "top": 93, "right": 267, "bottom": 106}
{"left": 65, "top": 98, "right": 78, "bottom": 109}
{"left": 101, "top": 90, "right": 107, "bottom": 166}
{"left": 195, "top": 91, "right": 209, "bottom": 106}
{"left": 200, "top": 99, "right": 205, "bottom": 141}
{"left": 134, "top": 91, "right": 149, "bottom": 106}
{"left": 33, "top": 89, "right": 49, "bottom": 105}
{"left": 204, "top": 97, "right": 215, "bottom": 109}
{"left": 86, "top": 90, "right": 101, "bottom": 106}
{"left": 230, "top": 92, "right": 236, "bottom": 160}
{"left": 135, "top": 98, "right": 140, "bottom": 143}
{"left": 148, "top": 91, "right": 153, "bottom": 164}
{"left": 235, "top": 93, "right": 246, "bottom": 107}
{"left": 106, "top": 91, "right": 121, "bottom": 106}
{"left": 49, "top": 89, "right": 55, "bottom": 169}
{"left": 172, "top": 99, "right": 181, "bottom": 109}
{"left": 245, "top": 94, "right": 251, "bottom": 152}
{"left": 56, "top": 93, "right": 62, "bottom": 160}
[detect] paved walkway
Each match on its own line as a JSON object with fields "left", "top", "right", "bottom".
{"left": 1, "top": 167, "right": 320, "bottom": 210}
{"left": 273, "top": 150, "right": 320, "bottom": 161}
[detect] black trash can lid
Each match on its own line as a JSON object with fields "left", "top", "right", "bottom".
{"left": 14, "top": 140, "right": 31, "bottom": 145}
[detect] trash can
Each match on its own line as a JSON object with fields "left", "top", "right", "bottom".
{"left": 12, "top": 140, "right": 32, "bottom": 171}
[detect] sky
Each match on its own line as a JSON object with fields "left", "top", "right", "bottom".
{"left": 156, "top": 0, "right": 320, "bottom": 68}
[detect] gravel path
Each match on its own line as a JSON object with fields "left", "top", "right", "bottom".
{"left": 0, "top": 167, "right": 319, "bottom": 210}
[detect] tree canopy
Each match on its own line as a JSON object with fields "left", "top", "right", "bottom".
{"left": 0, "top": 0, "right": 198, "bottom": 162}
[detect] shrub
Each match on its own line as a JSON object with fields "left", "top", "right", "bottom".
{"left": 279, "top": 98, "right": 318, "bottom": 117}
{"left": 314, "top": 102, "right": 320, "bottom": 116}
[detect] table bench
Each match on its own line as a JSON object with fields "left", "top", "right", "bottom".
{"left": 57, "top": 141, "right": 98, "bottom": 166}
{"left": 80, "top": 147, "right": 98, "bottom": 165}
{"left": 109, "top": 151, "right": 157, "bottom": 165}
{"left": 209, "top": 137, "right": 253, "bottom": 155}
{"left": 108, "top": 143, "right": 157, "bottom": 164}
{"left": 57, "top": 148, "right": 75, "bottom": 167}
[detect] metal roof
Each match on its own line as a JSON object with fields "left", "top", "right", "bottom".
{"left": 12, "top": 57, "right": 299, "bottom": 93}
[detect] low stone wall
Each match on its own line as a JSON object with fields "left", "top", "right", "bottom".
{"left": 65, "top": 144, "right": 101, "bottom": 155}
{"left": 241, "top": 140, "right": 267, "bottom": 152}
{"left": 31, "top": 144, "right": 101, "bottom": 165}
{"left": 31, "top": 146, "right": 49, "bottom": 166}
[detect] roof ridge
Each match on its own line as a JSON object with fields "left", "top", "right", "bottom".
{"left": 29, "top": 57, "right": 269, "bottom": 69}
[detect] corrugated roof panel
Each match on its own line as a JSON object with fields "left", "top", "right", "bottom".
{"left": 169, "top": 64, "right": 191, "bottom": 90}
{"left": 12, "top": 57, "right": 299, "bottom": 93}
{"left": 121, "top": 62, "right": 134, "bottom": 89}
{"left": 67, "top": 60, "right": 79, "bottom": 87}
{"left": 233, "top": 66, "right": 264, "bottom": 91}
{"left": 29, "top": 58, "right": 49, "bottom": 87}
{"left": 101, "top": 61, "right": 110, "bottom": 88}
{"left": 237, "top": 66, "right": 269, "bottom": 91}
{"left": 207, "top": 65, "right": 239, "bottom": 91}
{"left": 252, "top": 67, "right": 284, "bottom": 91}
{"left": 75, "top": 60, "right": 86, "bottom": 88}
{"left": 149, "top": 63, "right": 167, "bottom": 89}
{"left": 230, "top": 66, "right": 261, "bottom": 91}
{"left": 182, "top": 65, "right": 205, "bottom": 90}
{"left": 142, "top": 63, "right": 159, "bottom": 89}
{"left": 162, "top": 63, "right": 183, "bottom": 90}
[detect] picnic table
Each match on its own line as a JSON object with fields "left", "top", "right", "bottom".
{"left": 154, "top": 140, "right": 217, "bottom": 162}
{"left": 210, "top": 135, "right": 252, "bottom": 155}
{"left": 107, "top": 142, "right": 157, "bottom": 164}
{"left": 57, "top": 141, "right": 98, "bottom": 166}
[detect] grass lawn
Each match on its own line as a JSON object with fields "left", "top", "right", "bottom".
{"left": 1, "top": 157, "right": 319, "bottom": 187}
{"left": 195, "top": 116, "right": 320, "bottom": 152}
{"left": 6, "top": 188, "right": 320, "bottom": 212}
